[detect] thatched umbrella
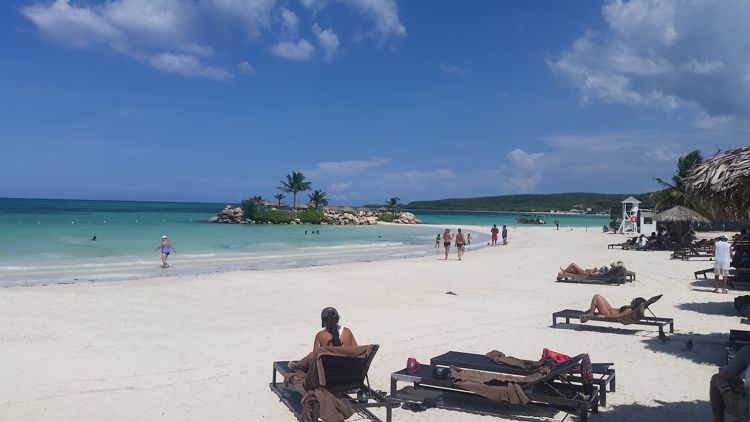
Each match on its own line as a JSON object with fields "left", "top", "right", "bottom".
{"left": 654, "top": 205, "right": 710, "bottom": 223}
{"left": 685, "top": 146, "right": 750, "bottom": 222}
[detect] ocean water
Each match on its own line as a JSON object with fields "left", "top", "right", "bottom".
{"left": 0, "top": 198, "right": 607, "bottom": 287}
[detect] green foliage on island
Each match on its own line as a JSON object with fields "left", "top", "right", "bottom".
{"left": 404, "top": 193, "right": 652, "bottom": 214}
{"left": 297, "top": 209, "right": 326, "bottom": 224}
{"left": 253, "top": 208, "right": 326, "bottom": 224}
{"left": 240, "top": 199, "right": 258, "bottom": 219}
{"left": 377, "top": 213, "right": 395, "bottom": 222}
{"left": 255, "top": 209, "right": 294, "bottom": 224}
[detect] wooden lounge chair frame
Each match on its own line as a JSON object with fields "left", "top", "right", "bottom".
{"left": 389, "top": 357, "right": 599, "bottom": 421}
{"left": 552, "top": 309, "right": 674, "bottom": 338}
{"left": 556, "top": 271, "right": 635, "bottom": 285}
{"left": 429, "top": 350, "right": 616, "bottom": 406}
{"left": 270, "top": 344, "right": 393, "bottom": 422}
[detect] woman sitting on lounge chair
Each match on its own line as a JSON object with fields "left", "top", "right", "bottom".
{"left": 288, "top": 307, "right": 357, "bottom": 369}
{"left": 314, "top": 306, "right": 357, "bottom": 351}
{"left": 582, "top": 294, "right": 647, "bottom": 319}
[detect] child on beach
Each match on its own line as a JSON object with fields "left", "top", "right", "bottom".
{"left": 435, "top": 234, "right": 441, "bottom": 248}
{"left": 502, "top": 225, "right": 508, "bottom": 245}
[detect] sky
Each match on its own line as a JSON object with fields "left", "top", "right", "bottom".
{"left": 1, "top": 0, "right": 749, "bottom": 205}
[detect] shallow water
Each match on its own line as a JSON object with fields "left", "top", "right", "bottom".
{"left": 0, "top": 198, "right": 607, "bottom": 286}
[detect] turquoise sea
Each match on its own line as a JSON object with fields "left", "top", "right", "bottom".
{"left": 0, "top": 198, "right": 607, "bottom": 287}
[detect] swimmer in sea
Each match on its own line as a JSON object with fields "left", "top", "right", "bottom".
{"left": 91, "top": 235, "right": 97, "bottom": 241}
{"left": 156, "top": 235, "right": 176, "bottom": 268}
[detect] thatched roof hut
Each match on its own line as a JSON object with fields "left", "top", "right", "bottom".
{"left": 654, "top": 205, "right": 710, "bottom": 223}
{"left": 685, "top": 147, "right": 750, "bottom": 222}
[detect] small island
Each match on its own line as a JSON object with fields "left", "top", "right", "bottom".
{"left": 208, "top": 171, "right": 421, "bottom": 225}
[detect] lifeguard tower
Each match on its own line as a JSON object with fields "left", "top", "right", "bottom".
{"left": 618, "top": 196, "right": 640, "bottom": 233}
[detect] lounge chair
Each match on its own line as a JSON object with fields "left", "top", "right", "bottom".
{"left": 270, "top": 345, "right": 392, "bottom": 422}
{"left": 671, "top": 240, "right": 715, "bottom": 260}
{"left": 556, "top": 267, "right": 634, "bottom": 285}
{"left": 725, "top": 330, "right": 750, "bottom": 364}
{"left": 390, "top": 355, "right": 599, "bottom": 421}
{"left": 552, "top": 294, "right": 674, "bottom": 338}
{"left": 429, "top": 350, "right": 616, "bottom": 406}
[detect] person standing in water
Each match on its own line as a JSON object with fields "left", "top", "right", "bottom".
{"left": 435, "top": 233, "right": 441, "bottom": 248}
{"left": 156, "top": 235, "right": 176, "bottom": 268}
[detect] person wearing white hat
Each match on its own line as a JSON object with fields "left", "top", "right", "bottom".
{"left": 156, "top": 235, "right": 176, "bottom": 268}
{"left": 714, "top": 235, "right": 732, "bottom": 293}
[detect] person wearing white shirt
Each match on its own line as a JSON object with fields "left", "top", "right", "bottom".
{"left": 714, "top": 235, "right": 733, "bottom": 294}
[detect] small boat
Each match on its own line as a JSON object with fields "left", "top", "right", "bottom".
{"left": 516, "top": 213, "right": 547, "bottom": 224}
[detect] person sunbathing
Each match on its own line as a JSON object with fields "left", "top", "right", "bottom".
{"left": 288, "top": 307, "right": 357, "bottom": 369}
{"left": 557, "top": 263, "right": 609, "bottom": 280}
{"left": 581, "top": 294, "right": 647, "bottom": 320}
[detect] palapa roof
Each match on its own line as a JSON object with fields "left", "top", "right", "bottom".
{"left": 654, "top": 205, "right": 710, "bottom": 223}
{"left": 685, "top": 146, "right": 750, "bottom": 222}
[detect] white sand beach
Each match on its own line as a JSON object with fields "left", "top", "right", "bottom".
{"left": 0, "top": 226, "right": 732, "bottom": 421}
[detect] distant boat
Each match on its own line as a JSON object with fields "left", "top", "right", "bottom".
{"left": 516, "top": 213, "right": 546, "bottom": 224}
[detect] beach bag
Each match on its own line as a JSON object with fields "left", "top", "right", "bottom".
{"left": 541, "top": 348, "right": 570, "bottom": 363}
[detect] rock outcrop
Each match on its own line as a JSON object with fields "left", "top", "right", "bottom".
{"left": 208, "top": 206, "right": 422, "bottom": 225}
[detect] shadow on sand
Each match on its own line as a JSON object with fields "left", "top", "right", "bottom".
{"left": 642, "top": 332, "right": 726, "bottom": 365}
{"left": 677, "top": 301, "right": 736, "bottom": 317}
{"left": 602, "top": 399, "right": 710, "bottom": 421}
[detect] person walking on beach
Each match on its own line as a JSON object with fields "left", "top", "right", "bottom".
{"left": 443, "top": 228, "right": 452, "bottom": 260}
{"left": 490, "top": 224, "right": 499, "bottom": 246}
{"left": 466, "top": 233, "right": 472, "bottom": 245}
{"left": 554, "top": 219, "right": 560, "bottom": 230}
{"left": 156, "top": 235, "right": 176, "bottom": 268}
{"left": 455, "top": 228, "right": 466, "bottom": 261}
{"left": 713, "top": 235, "right": 732, "bottom": 294}
{"left": 502, "top": 225, "right": 508, "bottom": 245}
{"left": 435, "top": 233, "right": 441, "bottom": 248}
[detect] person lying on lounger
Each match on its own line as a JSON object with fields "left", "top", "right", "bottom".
{"left": 557, "top": 261, "right": 623, "bottom": 280}
{"left": 581, "top": 294, "right": 647, "bottom": 320}
{"left": 288, "top": 306, "right": 357, "bottom": 369}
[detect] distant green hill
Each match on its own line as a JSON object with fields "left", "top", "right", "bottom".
{"left": 403, "top": 193, "right": 652, "bottom": 214}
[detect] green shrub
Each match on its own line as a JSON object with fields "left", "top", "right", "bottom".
{"left": 240, "top": 199, "right": 257, "bottom": 219}
{"left": 298, "top": 209, "right": 325, "bottom": 224}
{"left": 255, "top": 209, "right": 294, "bottom": 224}
{"left": 377, "top": 213, "right": 394, "bottom": 222}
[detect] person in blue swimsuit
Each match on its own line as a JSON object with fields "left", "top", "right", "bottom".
{"left": 156, "top": 235, "right": 176, "bottom": 268}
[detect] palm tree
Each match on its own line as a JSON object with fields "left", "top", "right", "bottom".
{"left": 251, "top": 195, "right": 263, "bottom": 204}
{"left": 273, "top": 193, "right": 286, "bottom": 208}
{"left": 278, "top": 171, "right": 312, "bottom": 210}
{"left": 385, "top": 197, "right": 401, "bottom": 216}
{"left": 651, "top": 150, "right": 710, "bottom": 215}
{"left": 308, "top": 190, "right": 329, "bottom": 209}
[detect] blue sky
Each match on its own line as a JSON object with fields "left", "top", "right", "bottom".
{"left": 1, "top": 0, "right": 748, "bottom": 205}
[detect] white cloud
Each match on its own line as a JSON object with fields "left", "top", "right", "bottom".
{"left": 313, "top": 157, "right": 390, "bottom": 175}
{"left": 280, "top": 8, "right": 299, "bottom": 36}
{"left": 237, "top": 61, "right": 254, "bottom": 74}
{"left": 342, "top": 0, "right": 405, "bottom": 39}
{"left": 147, "top": 53, "right": 234, "bottom": 80}
{"left": 439, "top": 63, "right": 467, "bottom": 77}
{"left": 300, "top": 0, "right": 328, "bottom": 12}
{"left": 270, "top": 39, "right": 315, "bottom": 60}
{"left": 329, "top": 181, "right": 352, "bottom": 200}
{"left": 312, "top": 23, "right": 339, "bottom": 61}
{"left": 549, "top": 0, "right": 750, "bottom": 128}
{"left": 21, "top": 0, "right": 279, "bottom": 80}
{"left": 503, "top": 149, "right": 544, "bottom": 193}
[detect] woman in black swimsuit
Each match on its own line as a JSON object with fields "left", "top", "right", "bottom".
{"left": 443, "top": 228, "right": 452, "bottom": 260}
{"left": 455, "top": 228, "right": 466, "bottom": 261}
